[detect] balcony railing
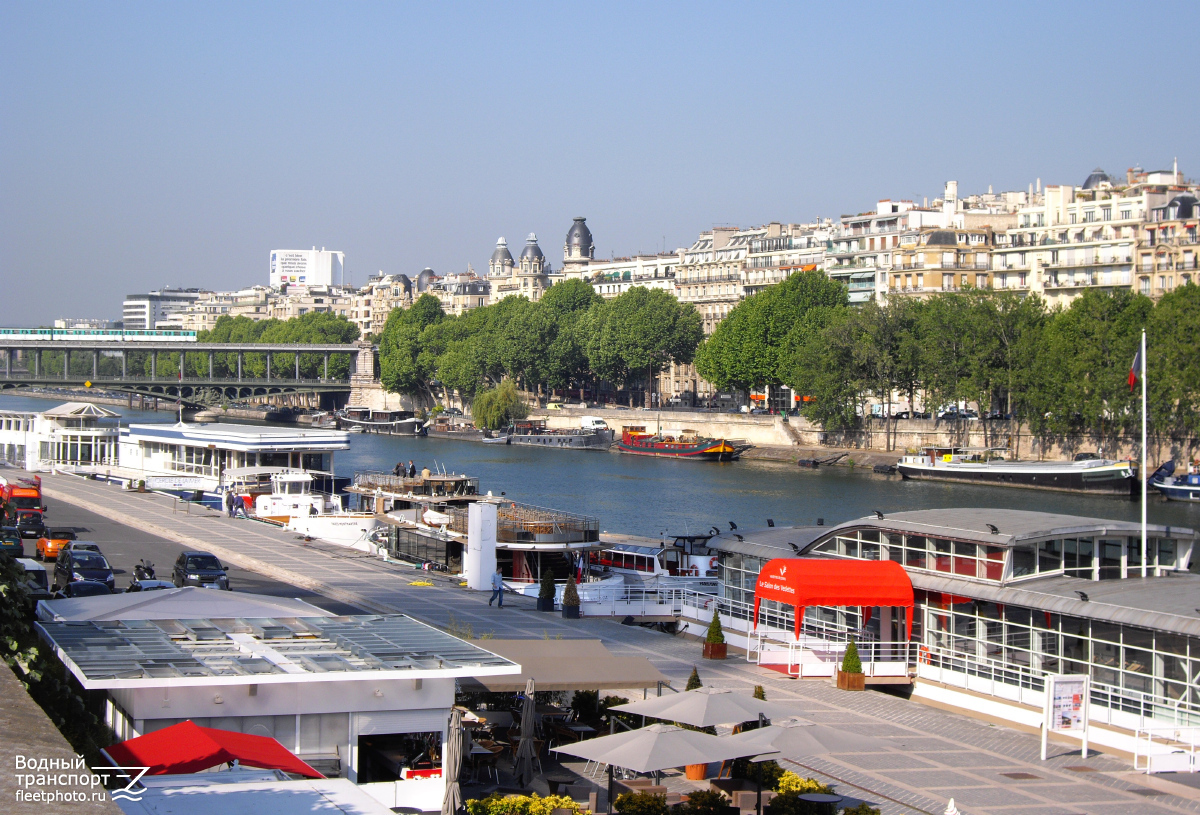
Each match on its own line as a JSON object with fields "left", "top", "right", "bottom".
{"left": 1044, "top": 256, "right": 1133, "bottom": 268}
{"left": 677, "top": 273, "right": 743, "bottom": 284}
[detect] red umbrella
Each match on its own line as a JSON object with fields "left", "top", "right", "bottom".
{"left": 103, "top": 720, "right": 323, "bottom": 778}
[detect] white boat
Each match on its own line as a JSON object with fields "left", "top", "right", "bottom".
{"left": 897, "top": 447, "right": 1136, "bottom": 496}
{"left": 251, "top": 470, "right": 382, "bottom": 549}
{"left": 1153, "top": 462, "right": 1200, "bottom": 502}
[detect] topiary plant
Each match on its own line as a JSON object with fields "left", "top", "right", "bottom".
{"left": 561, "top": 576, "right": 580, "bottom": 607}
{"left": 538, "top": 568, "right": 555, "bottom": 601}
{"left": 841, "top": 639, "right": 862, "bottom": 674}
{"left": 753, "top": 685, "right": 766, "bottom": 700}
{"left": 685, "top": 665, "right": 702, "bottom": 690}
{"left": 705, "top": 607, "right": 725, "bottom": 644}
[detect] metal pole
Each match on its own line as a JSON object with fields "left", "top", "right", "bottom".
{"left": 93, "top": 349, "right": 98, "bottom": 379}
{"left": 64, "top": 350, "right": 69, "bottom": 380}
{"left": 266, "top": 353, "right": 271, "bottom": 382}
{"left": 237, "top": 352, "right": 243, "bottom": 382}
{"left": 209, "top": 352, "right": 214, "bottom": 380}
{"left": 1141, "top": 328, "right": 1147, "bottom": 577}
{"left": 121, "top": 350, "right": 127, "bottom": 377}
{"left": 606, "top": 765, "right": 614, "bottom": 815}
{"left": 324, "top": 353, "right": 329, "bottom": 380}
{"left": 295, "top": 354, "right": 300, "bottom": 381}
{"left": 35, "top": 350, "right": 40, "bottom": 378}
{"left": 151, "top": 352, "right": 157, "bottom": 380}
{"left": 5, "top": 349, "right": 10, "bottom": 377}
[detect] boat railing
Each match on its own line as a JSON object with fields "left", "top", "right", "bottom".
{"left": 443, "top": 501, "right": 601, "bottom": 543}
{"left": 353, "top": 471, "right": 480, "bottom": 497}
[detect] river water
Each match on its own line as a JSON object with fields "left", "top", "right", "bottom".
{"left": 4, "top": 392, "right": 1198, "bottom": 537}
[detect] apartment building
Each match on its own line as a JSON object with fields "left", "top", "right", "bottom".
{"left": 488, "top": 234, "right": 553, "bottom": 302}
{"left": 1139, "top": 193, "right": 1199, "bottom": 297}
{"left": 268, "top": 285, "right": 353, "bottom": 320}
{"left": 830, "top": 200, "right": 947, "bottom": 304}
{"left": 123, "top": 288, "right": 208, "bottom": 330}
{"left": 743, "top": 222, "right": 831, "bottom": 296}
{"left": 585, "top": 253, "right": 679, "bottom": 299}
{"left": 350, "top": 274, "right": 414, "bottom": 338}
{"left": 430, "top": 271, "right": 491, "bottom": 315}
{"left": 887, "top": 228, "right": 996, "bottom": 298}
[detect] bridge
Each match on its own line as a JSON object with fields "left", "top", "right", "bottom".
{"left": 0, "top": 339, "right": 366, "bottom": 406}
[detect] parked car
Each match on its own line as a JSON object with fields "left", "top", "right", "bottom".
{"left": 126, "top": 579, "right": 175, "bottom": 592}
{"left": 171, "top": 551, "right": 231, "bottom": 590}
{"left": 53, "top": 580, "right": 112, "bottom": 599}
{"left": 63, "top": 541, "right": 102, "bottom": 555}
{"left": 53, "top": 549, "right": 115, "bottom": 592}
{"left": 15, "top": 558, "right": 51, "bottom": 609}
{"left": 1, "top": 526, "right": 24, "bottom": 558}
{"left": 36, "top": 528, "right": 77, "bottom": 561}
{"left": 13, "top": 510, "right": 47, "bottom": 540}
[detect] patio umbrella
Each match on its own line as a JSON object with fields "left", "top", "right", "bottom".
{"left": 513, "top": 678, "right": 538, "bottom": 788}
{"left": 442, "top": 708, "right": 464, "bottom": 815}
{"left": 610, "top": 687, "right": 800, "bottom": 728}
{"left": 553, "top": 723, "right": 763, "bottom": 814}
{"left": 727, "top": 716, "right": 883, "bottom": 757}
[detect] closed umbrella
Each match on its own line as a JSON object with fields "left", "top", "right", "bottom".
{"left": 610, "top": 687, "right": 800, "bottom": 728}
{"left": 553, "top": 723, "right": 763, "bottom": 814}
{"left": 442, "top": 708, "right": 464, "bottom": 815}
{"left": 513, "top": 678, "right": 538, "bottom": 788}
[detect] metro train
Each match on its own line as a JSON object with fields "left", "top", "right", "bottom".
{"left": 0, "top": 328, "right": 198, "bottom": 342}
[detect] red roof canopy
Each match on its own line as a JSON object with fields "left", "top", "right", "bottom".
{"left": 103, "top": 720, "right": 323, "bottom": 778}
{"left": 753, "top": 558, "right": 914, "bottom": 640}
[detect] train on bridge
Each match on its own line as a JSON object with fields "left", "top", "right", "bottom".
{"left": 0, "top": 328, "right": 197, "bottom": 342}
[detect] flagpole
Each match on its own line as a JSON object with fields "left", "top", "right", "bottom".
{"left": 1140, "top": 328, "right": 1147, "bottom": 577}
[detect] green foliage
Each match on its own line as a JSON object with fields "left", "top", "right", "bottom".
{"left": 841, "top": 639, "right": 862, "bottom": 674}
{"left": 538, "top": 568, "right": 556, "bottom": 600}
{"left": 775, "top": 772, "right": 833, "bottom": 795}
{"left": 614, "top": 792, "right": 668, "bottom": 815}
{"left": 673, "top": 789, "right": 730, "bottom": 815}
{"left": 183, "top": 312, "right": 359, "bottom": 380}
{"left": 571, "top": 689, "right": 599, "bottom": 719}
{"left": 685, "top": 665, "right": 702, "bottom": 690}
{"left": 730, "top": 757, "right": 783, "bottom": 788}
{"left": 472, "top": 381, "right": 530, "bottom": 430}
{"left": 753, "top": 685, "right": 766, "bottom": 701}
{"left": 705, "top": 607, "right": 725, "bottom": 644}
{"left": 466, "top": 793, "right": 587, "bottom": 815}
{"left": 561, "top": 576, "right": 580, "bottom": 607}
{"left": 840, "top": 804, "right": 881, "bottom": 815}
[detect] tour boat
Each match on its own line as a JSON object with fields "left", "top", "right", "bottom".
{"left": 1152, "top": 461, "right": 1200, "bottom": 502}
{"left": 897, "top": 447, "right": 1137, "bottom": 496}
{"left": 250, "top": 470, "right": 382, "bottom": 549}
{"left": 616, "top": 425, "right": 744, "bottom": 461}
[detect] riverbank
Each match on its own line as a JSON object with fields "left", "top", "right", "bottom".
{"left": 742, "top": 444, "right": 902, "bottom": 469}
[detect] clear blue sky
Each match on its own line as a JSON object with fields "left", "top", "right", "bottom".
{"left": 2, "top": 1, "right": 1197, "bottom": 325}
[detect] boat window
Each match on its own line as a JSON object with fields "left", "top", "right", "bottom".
{"left": 886, "top": 534, "right": 903, "bottom": 563}
{"left": 1037, "top": 539, "right": 1063, "bottom": 574}
{"left": 1157, "top": 539, "right": 1176, "bottom": 569}
{"left": 904, "top": 536, "right": 927, "bottom": 570}
{"left": 931, "top": 539, "right": 952, "bottom": 573}
{"left": 1010, "top": 546, "right": 1035, "bottom": 578}
{"left": 1126, "top": 538, "right": 1143, "bottom": 574}
{"left": 1098, "top": 539, "right": 1123, "bottom": 580}
{"left": 1063, "top": 537, "right": 1094, "bottom": 578}
{"left": 836, "top": 535, "right": 857, "bottom": 558}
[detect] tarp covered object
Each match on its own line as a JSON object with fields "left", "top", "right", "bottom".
{"left": 103, "top": 720, "right": 323, "bottom": 778}
{"left": 752, "top": 559, "right": 914, "bottom": 640}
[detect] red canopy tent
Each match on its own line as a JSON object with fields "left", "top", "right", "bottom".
{"left": 103, "top": 720, "right": 323, "bottom": 778}
{"left": 752, "top": 558, "right": 914, "bottom": 641}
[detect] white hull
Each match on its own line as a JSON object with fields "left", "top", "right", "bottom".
{"left": 285, "top": 513, "right": 384, "bottom": 549}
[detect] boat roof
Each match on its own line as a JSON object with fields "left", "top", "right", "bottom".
{"left": 41, "top": 401, "right": 120, "bottom": 418}
{"left": 121, "top": 421, "right": 350, "bottom": 452}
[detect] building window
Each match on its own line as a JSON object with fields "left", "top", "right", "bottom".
{"left": 1140, "top": 277, "right": 1150, "bottom": 295}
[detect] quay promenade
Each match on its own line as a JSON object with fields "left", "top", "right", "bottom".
{"left": 36, "top": 472, "right": 1200, "bottom": 815}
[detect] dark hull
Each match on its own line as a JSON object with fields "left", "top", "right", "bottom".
{"left": 508, "top": 430, "right": 613, "bottom": 450}
{"left": 897, "top": 464, "right": 1136, "bottom": 496}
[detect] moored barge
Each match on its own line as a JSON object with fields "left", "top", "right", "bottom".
{"left": 897, "top": 447, "right": 1137, "bottom": 496}
{"left": 616, "top": 425, "right": 746, "bottom": 461}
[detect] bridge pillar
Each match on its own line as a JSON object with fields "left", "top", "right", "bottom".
{"left": 93, "top": 349, "right": 98, "bottom": 380}
{"left": 178, "top": 351, "right": 184, "bottom": 381}
{"left": 208, "top": 352, "right": 214, "bottom": 380}
{"left": 121, "top": 350, "right": 127, "bottom": 377}
{"left": 5, "top": 348, "right": 10, "bottom": 377}
{"left": 64, "top": 349, "right": 69, "bottom": 380}
{"left": 34, "top": 350, "right": 40, "bottom": 377}
{"left": 295, "top": 355, "right": 300, "bottom": 381}
{"left": 237, "top": 353, "right": 243, "bottom": 381}
{"left": 266, "top": 354, "right": 271, "bottom": 382}
{"left": 151, "top": 352, "right": 157, "bottom": 380}
{"left": 323, "top": 353, "right": 329, "bottom": 381}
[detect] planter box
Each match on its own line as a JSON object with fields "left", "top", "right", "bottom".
{"left": 684, "top": 763, "right": 708, "bottom": 781}
{"left": 702, "top": 642, "right": 727, "bottom": 660}
{"left": 536, "top": 597, "right": 555, "bottom": 612}
{"left": 836, "top": 670, "right": 865, "bottom": 691}
{"left": 562, "top": 605, "right": 580, "bottom": 619}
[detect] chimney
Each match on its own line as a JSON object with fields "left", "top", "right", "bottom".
{"left": 1036, "top": 178, "right": 1041, "bottom": 194}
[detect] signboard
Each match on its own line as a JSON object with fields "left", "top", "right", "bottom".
{"left": 1041, "top": 674, "right": 1089, "bottom": 760}
{"left": 144, "top": 476, "right": 209, "bottom": 491}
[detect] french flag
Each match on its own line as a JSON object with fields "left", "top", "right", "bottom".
{"left": 1128, "top": 346, "right": 1142, "bottom": 393}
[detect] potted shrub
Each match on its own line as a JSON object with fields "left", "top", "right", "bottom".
{"left": 561, "top": 576, "right": 580, "bottom": 619}
{"left": 137, "top": 479, "right": 146, "bottom": 493}
{"left": 537, "top": 569, "right": 556, "bottom": 612}
{"left": 836, "top": 639, "right": 865, "bottom": 691}
{"left": 702, "top": 607, "right": 726, "bottom": 660}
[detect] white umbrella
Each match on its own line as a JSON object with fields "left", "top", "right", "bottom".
{"left": 441, "top": 707, "right": 464, "bottom": 815}
{"left": 610, "top": 687, "right": 800, "bottom": 728}
{"left": 513, "top": 678, "right": 538, "bottom": 788}
{"left": 727, "top": 716, "right": 884, "bottom": 756}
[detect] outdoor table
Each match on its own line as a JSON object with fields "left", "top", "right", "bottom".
{"left": 796, "top": 793, "right": 842, "bottom": 815}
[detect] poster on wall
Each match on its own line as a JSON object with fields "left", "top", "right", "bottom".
{"left": 1041, "top": 673, "right": 1090, "bottom": 760}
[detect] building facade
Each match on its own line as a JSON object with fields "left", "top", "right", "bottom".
{"left": 1139, "top": 193, "right": 1199, "bottom": 297}
{"left": 123, "top": 289, "right": 208, "bottom": 330}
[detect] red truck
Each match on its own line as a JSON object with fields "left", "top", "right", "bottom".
{"left": 1, "top": 475, "right": 44, "bottom": 522}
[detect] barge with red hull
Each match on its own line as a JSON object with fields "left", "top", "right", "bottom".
{"left": 616, "top": 425, "right": 747, "bottom": 461}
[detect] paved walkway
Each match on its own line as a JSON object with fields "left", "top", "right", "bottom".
{"left": 40, "top": 473, "right": 1200, "bottom": 815}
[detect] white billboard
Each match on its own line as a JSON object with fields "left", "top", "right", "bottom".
{"left": 270, "top": 249, "right": 344, "bottom": 288}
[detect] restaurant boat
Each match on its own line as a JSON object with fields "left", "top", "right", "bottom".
{"left": 616, "top": 425, "right": 745, "bottom": 461}
{"left": 896, "top": 447, "right": 1137, "bottom": 496}
{"left": 588, "top": 532, "right": 720, "bottom": 591}
{"left": 247, "top": 469, "right": 382, "bottom": 548}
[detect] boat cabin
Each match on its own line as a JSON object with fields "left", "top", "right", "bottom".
{"left": 590, "top": 533, "right": 718, "bottom": 578}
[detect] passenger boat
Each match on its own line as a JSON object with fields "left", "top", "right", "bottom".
{"left": 616, "top": 425, "right": 744, "bottom": 461}
{"left": 897, "top": 447, "right": 1137, "bottom": 496}
{"left": 339, "top": 408, "right": 425, "bottom": 435}
{"left": 491, "top": 418, "right": 614, "bottom": 450}
{"left": 248, "top": 470, "right": 382, "bottom": 548}
{"left": 1152, "top": 461, "right": 1200, "bottom": 502}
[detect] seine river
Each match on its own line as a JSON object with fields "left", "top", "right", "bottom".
{"left": 4, "top": 393, "right": 1199, "bottom": 538}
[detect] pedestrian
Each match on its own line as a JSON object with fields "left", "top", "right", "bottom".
{"left": 224, "top": 490, "right": 235, "bottom": 518}
{"left": 407, "top": 460, "right": 416, "bottom": 478}
{"left": 488, "top": 567, "right": 504, "bottom": 607}
{"left": 392, "top": 461, "right": 403, "bottom": 477}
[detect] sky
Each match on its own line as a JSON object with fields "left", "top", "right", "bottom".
{"left": 2, "top": 1, "right": 1198, "bottom": 326}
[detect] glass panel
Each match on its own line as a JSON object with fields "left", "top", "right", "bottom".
{"left": 931, "top": 539, "right": 952, "bottom": 573}
{"left": 886, "top": 535, "right": 903, "bottom": 563}
{"left": 982, "top": 546, "right": 1005, "bottom": 581}
{"left": 860, "top": 539, "right": 880, "bottom": 560}
{"left": 1011, "top": 547, "right": 1035, "bottom": 577}
{"left": 859, "top": 530, "right": 879, "bottom": 543}
{"left": 1091, "top": 621, "right": 1121, "bottom": 644}
{"left": 1158, "top": 539, "right": 1177, "bottom": 569}
{"left": 905, "top": 536, "right": 927, "bottom": 570}
{"left": 1126, "top": 537, "right": 1143, "bottom": 573}
{"left": 1098, "top": 539, "right": 1122, "bottom": 580}
{"left": 1156, "top": 632, "right": 1190, "bottom": 656}
{"left": 1038, "top": 539, "right": 1062, "bottom": 573}
{"left": 837, "top": 535, "right": 857, "bottom": 558}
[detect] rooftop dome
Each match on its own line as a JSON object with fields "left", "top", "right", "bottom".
{"left": 1165, "top": 194, "right": 1198, "bottom": 220}
{"left": 490, "top": 237, "right": 514, "bottom": 265}
{"left": 1082, "top": 167, "right": 1111, "bottom": 190}
{"left": 520, "top": 232, "right": 544, "bottom": 260}
{"left": 566, "top": 217, "right": 593, "bottom": 250}
{"left": 924, "top": 230, "right": 958, "bottom": 247}
{"left": 415, "top": 267, "right": 439, "bottom": 292}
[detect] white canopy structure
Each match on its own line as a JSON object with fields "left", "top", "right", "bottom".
{"left": 610, "top": 687, "right": 800, "bottom": 728}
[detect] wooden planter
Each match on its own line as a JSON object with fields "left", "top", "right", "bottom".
{"left": 702, "top": 642, "right": 727, "bottom": 660}
{"left": 836, "top": 670, "right": 865, "bottom": 691}
{"left": 562, "top": 605, "right": 580, "bottom": 619}
{"left": 684, "top": 763, "right": 708, "bottom": 780}
{"left": 536, "top": 597, "right": 555, "bottom": 612}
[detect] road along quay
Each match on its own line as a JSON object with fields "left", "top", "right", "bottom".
{"left": 34, "top": 471, "right": 1200, "bottom": 815}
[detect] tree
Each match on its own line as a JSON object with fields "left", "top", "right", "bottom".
{"left": 685, "top": 665, "right": 702, "bottom": 691}
{"left": 782, "top": 308, "right": 863, "bottom": 431}
{"left": 378, "top": 294, "right": 446, "bottom": 403}
{"left": 696, "top": 270, "right": 848, "bottom": 393}
{"left": 1147, "top": 283, "right": 1200, "bottom": 440}
{"left": 705, "top": 608, "right": 725, "bottom": 644}
{"left": 471, "top": 380, "right": 529, "bottom": 430}
{"left": 752, "top": 685, "right": 766, "bottom": 701}
{"left": 841, "top": 639, "right": 862, "bottom": 674}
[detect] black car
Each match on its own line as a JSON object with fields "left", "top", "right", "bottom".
{"left": 53, "top": 549, "right": 116, "bottom": 592}
{"left": 1, "top": 527, "right": 23, "bottom": 558}
{"left": 172, "top": 551, "right": 231, "bottom": 590}
{"left": 14, "top": 511, "right": 47, "bottom": 540}
{"left": 54, "top": 580, "right": 112, "bottom": 599}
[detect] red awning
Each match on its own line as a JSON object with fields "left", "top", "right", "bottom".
{"left": 103, "top": 720, "right": 323, "bottom": 778}
{"left": 753, "top": 558, "right": 915, "bottom": 641}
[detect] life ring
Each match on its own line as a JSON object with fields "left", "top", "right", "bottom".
{"left": 708, "top": 556, "right": 718, "bottom": 570}
{"left": 918, "top": 645, "right": 931, "bottom": 665}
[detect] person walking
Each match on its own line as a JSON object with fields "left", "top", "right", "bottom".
{"left": 392, "top": 461, "right": 403, "bottom": 476}
{"left": 407, "top": 460, "right": 416, "bottom": 478}
{"left": 224, "top": 490, "right": 235, "bottom": 518}
{"left": 488, "top": 567, "right": 504, "bottom": 608}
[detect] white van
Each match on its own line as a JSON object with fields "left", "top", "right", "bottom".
{"left": 580, "top": 416, "right": 609, "bottom": 430}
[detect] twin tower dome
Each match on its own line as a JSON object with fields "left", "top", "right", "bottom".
{"left": 489, "top": 217, "right": 594, "bottom": 279}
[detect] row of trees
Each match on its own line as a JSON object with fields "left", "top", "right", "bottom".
{"left": 378, "top": 280, "right": 702, "bottom": 407}
{"left": 697, "top": 269, "right": 1200, "bottom": 441}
